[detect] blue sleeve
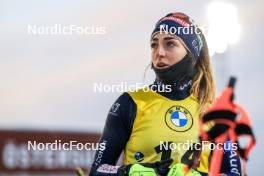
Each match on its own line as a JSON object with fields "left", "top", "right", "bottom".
{"left": 89, "top": 92, "right": 137, "bottom": 176}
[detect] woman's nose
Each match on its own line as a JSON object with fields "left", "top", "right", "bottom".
{"left": 157, "top": 45, "right": 166, "bottom": 57}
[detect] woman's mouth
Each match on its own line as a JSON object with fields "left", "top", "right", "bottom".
{"left": 156, "top": 62, "right": 169, "bottom": 69}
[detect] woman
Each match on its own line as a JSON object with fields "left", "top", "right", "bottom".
{"left": 89, "top": 12, "right": 241, "bottom": 176}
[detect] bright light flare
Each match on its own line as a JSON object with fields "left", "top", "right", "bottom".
{"left": 206, "top": 2, "right": 241, "bottom": 56}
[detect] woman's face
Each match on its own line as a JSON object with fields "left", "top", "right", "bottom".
{"left": 151, "top": 33, "right": 187, "bottom": 69}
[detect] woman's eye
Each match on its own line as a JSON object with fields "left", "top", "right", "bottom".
{"left": 166, "top": 41, "right": 176, "bottom": 47}
{"left": 150, "top": 43, "right": 157, "bottom": 49}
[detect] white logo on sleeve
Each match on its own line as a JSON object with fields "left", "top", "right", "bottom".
{"left": 109, "top": 103, "right": 120, "bottom": 116}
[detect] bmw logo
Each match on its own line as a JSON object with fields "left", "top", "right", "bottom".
{"left": 134, "top": 152, "right": 144, "bottom": 162}
{"left": 165, "top": 106, "right": 193, "bottom": 132}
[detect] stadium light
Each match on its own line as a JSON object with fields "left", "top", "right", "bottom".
{"left": 206, "top": 1, "right": 241, "bottom": 56}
